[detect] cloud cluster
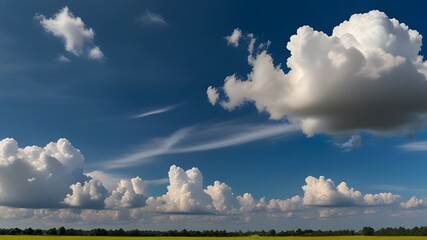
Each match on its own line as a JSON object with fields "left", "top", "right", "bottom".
{"left": 36, "top": 7, "right": 104, "bottom": 60}
{"left": 0, "top": 137, "right": 410, "bottom": 226}
{"left": 104, "top": 177, "right": 146, "bottom": 209}
{"left": 209, "top": 10, "right": 427, "bottom": 136}
{"left": 302, "top": 176, "right": 399, "bottom": 206}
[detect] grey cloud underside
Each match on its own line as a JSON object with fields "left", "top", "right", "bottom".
{"left": 210, "top": 10, "right": 427, "bottom": 136}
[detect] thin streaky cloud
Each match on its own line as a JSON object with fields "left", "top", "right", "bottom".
{"left": 138, "top": 10, "right": 168, "bottom": 26}
{"left": 100, "top": 122, "right": 299, "bottom": 170}
{"left": 132, "top": 104, "right": 179, "bottom": 119}
{"left": 398, "top": 141, "right": 427, "bottom": 152}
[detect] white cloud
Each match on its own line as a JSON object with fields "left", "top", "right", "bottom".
{"left": 210, "top": 10, "right": 427, "bottom": 137}
{"left": 146, "top": 165, "right": 213, "bottom": 213}
{"left": 36, "top": 6, "right": 104, "bottom": 60}
{"left": 398, "top": 141, "right": 427, "bottom": 152}
{"left": 88, "top": 46, "right": 104, "bottom": 60}
{"left": 207, "top": 86, "right": 219, "bottom": 106}
{"left": 101, "top": 121, "right": 298, "bottom": 170}
{"left": 225, "top": 28, "right": 242, "bottom": 47}
{"left": 138, "top": 10, "right": 168, "bottom": 26}
{"left": 236, "top": 193, "right": 303, "bottom": 213}
{"left": 64, "top": 179, "right": 108, "bottom": 209}
{"left": 104, "top": 177, "right": 147, "bottom": 209}
{"left": 302, "top": 176, "right": 399, "bottom": 206}
{"left": 363, "top": 193, "right": 399, "bottom": 206}
{"left": 0, "top": 138, "right": 89, "bottom": 208}
{"left": 58, "top": 55, "right": 70, "bottom": 62}
{"left": 336, "top": 135, "right": 362, "bottom": 151}
{"left": 400, "top": 196, "right": 426, "bottom": 208}
{"left": 205, "top": 181, "right": 237, "bottom": 213}
{"left": 132, "top": 104, "right": 179, "bottom": 119}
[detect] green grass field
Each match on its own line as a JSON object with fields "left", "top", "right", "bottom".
{"left": 1, "top": 237, "right": 427, "bottom": 240}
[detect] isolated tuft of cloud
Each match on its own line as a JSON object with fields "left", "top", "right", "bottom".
{"left": 225, "top": 28, "right": 242, "bottom": 47}
{"left": 138, "top": 10, "right": 168, "bottom": 26}
{"left": 58, "top": 55, "right": 70, "bottom": 62}
{"left": 209, "top": 10, "right": 427, "bottom": 137}
{"left": 206, "top": 86, "right": 219, "bottom": 106}
{"left": 336, "top": 135, "right": 362, "bottom": 151}
{"left": 36, "top": 6, "right": 104, "bottom": 60}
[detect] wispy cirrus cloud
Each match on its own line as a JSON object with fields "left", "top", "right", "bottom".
{"left": 137, "top": 10, "right": 168, "bottom": 26}
{"left": 398, "top": 141, "right": 427, "bottom": 152}
{"left": 132, "top": 104, "right": 180, "bottom": 119}
{"left": 99, "top": 121, "right": 299, "bottom": 170}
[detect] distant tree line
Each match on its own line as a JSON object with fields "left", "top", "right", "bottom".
{"left": 1, "top": 226, "right": 427, "bottom": 236}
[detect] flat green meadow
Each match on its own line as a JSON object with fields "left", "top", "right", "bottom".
{"left": 1, "top": 237, "right": 427, "bottom": 240}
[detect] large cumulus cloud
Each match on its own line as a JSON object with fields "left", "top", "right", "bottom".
{"left": 208, "top": 10, "right": 427, "bottom": 136}
{"left": 0, "top": 138, "right": 89, "bottom": 208}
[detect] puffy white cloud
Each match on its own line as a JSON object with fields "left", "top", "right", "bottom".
{"left": 36, "top": 6, "right": 104, "bottom": 60}
{"left": 205, "top": 181, "right": 237, "bottom": 212}
{"left": 363, "top": 193, "right": 400, "bottom": 206}
{"left": 303, "top": 176, "right": 362, "bottom": 206}
{"left": 105, "top": 177, "right": 146, "bottom": 209}
{"left": 210, "top": 11, "right": 427, "bottom": 136}
{"left": 400, "top": 196, "right": 426, "bottom": 208}
{"left": 236, "top": 193, "right": 303, "bottom": 213}
{"left": 64, "top": 179, "right": 108, "bottom": 209}
{"left": 237, "top": 193, "right": 257, "bottom": 213}
{"left": 265, "top": 196, "right": 303, "bottom": 212}
{"left": 225, "top": 28, "right": 242, "bottom": 47}
{"left": 146, "top": 165, "right": 212, "bottom": 213}
{"left": 88, "top": 46, "right": 104, "bottom": 60}
{"left": 206, "top": 86, "right": 219, "bottom": 106}
{"left": 302, "top": 176, "right": 399, "bottom": 206}
{"left": 0, "top": 138, "right": 89, "bottom": 208}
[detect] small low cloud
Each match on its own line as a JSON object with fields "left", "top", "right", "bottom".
{"left": 225, "top": 28, "right": 242, "bottom": 47}
{"left": 58, "top": 54, "right": 70, "bottom": 63}
{"left": 400, "top": 196, "right": 426, "bottom": 209}
{"left": 36, "top": 6, "right": 104, "bottom": 60}
{"left": 206, "top": 86, "right": 219, "bottom": 106}
{"left": 138, "top": 10, "right": 168, "bottom": 26}
{"left": 336, "top": 135, "right": 362, "bottom": 151}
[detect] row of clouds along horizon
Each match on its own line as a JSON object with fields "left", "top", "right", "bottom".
{"left": 0, "top": 137, "right": 421, "bottom": 217}
{"left": 208, "top": 10, "right": 427, "bottom": 138}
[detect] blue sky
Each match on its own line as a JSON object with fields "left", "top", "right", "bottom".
{"left": 2, "top": 0, "right": 427, "bottom": 231}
